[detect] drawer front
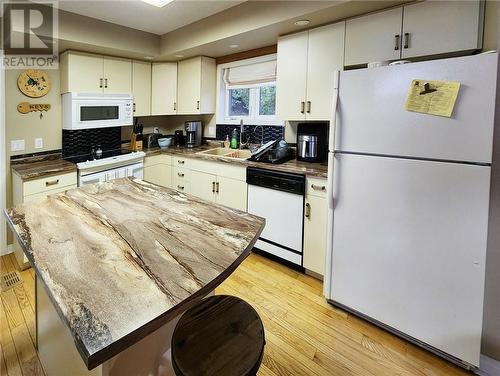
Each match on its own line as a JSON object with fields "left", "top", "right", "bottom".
{"left": 23, "top": 172, "right": 77, "bottom": 196}
{"left": 174, "top": 181, "right": 191, "bottom": 194}
{"left": 217, "top": 163, "right": 245, "bottom": 181}
{"left": 24, "top": 185, "right": 77, "bottom": 203}
{"left": 173, "top": 157, "right": 192, "bottom": 169}
{"left": 144, "top": 154, "right": 172, "bottom": 167}
{"left": 191, "top": 159, "right": 245, "bottom": 181}
{"left": 306, "top": 177, "right": 327, "bottom": 198}
{"left": 173, "top": 167, "right": 191, "bottom": 181}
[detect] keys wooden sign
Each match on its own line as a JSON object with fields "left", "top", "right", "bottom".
{"left": 17, "top": 102, "right": 51, "bottom": 118}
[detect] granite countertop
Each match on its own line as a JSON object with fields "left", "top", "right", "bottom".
{"left": 143, "top": 144, "right": 328, "bottom": 178}
{"left": 4, "top": 178, "right": 265, "bottom": 369}
{"left": 11, "top": 153, "right": 77, "bottom": 181}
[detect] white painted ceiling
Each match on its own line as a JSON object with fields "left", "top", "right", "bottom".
{"left": 56, "top": 0, "right": 246, "bottom": 35}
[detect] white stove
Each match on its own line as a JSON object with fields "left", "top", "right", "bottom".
{"left": 75, "top": 151, "right": 145, "bottom": 186}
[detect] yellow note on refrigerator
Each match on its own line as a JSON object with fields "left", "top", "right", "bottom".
{"left": 404, "top": 79, "right": 460, "bottom": 118}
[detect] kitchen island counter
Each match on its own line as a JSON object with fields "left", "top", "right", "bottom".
{"left": 4, "top": 178, "right": 264, "bottom": 373}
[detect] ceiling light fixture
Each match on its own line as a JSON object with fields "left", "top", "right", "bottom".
{"left": 294, "top": 19, "right": 310, "bottom": 26}
{"left": 175, "top": 54, "right": 184, "bottom": 58}
{"left": 144, "top": 56, "right": 154, "bottom": 60}
{"left": 228, "top": 44, "right": 239, "bottom": 49}
{"left": 140, "top": 0, "right": 174, "bottom": 8}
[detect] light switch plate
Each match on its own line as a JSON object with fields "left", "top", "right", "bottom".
{"left": 35, "top": 138, "right": 43, "bottom": 149}
{"left": 11, "top": 140, "right": 25, "bottom": 152}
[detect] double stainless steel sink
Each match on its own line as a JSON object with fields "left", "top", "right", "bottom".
{"left": 196, "top": 148, "right": 252, "bottom": 161}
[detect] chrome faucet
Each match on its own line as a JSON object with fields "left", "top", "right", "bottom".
{"left": 239, "top": 119, "right": 248, "bottom": 149}
{"left": 253, "top": 125, "right": 265, "bottom": 146}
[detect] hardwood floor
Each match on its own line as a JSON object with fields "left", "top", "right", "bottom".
{"left": 0, "top": 252, "right": 470, "bottom": 376}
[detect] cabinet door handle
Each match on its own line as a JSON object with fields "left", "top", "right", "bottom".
{"left": 133, "top": 103, "right": 136, "bottom": 112}
{"left": 403, "top": 32, "right": 410, "bottom": 49}
{"left": 177, "top": 185, "right": 184, "bottom": 190}
{"left": 394, "top": 34, "right": 400, "bottom": 51}
{"left": 178, "top": 160, "right": 185, "bottom": 164}
{"left": 306, "top": 101, "right": 311, "bottom": 114}
{"left": 311, "top": 184, "right": 326, "bottom": 191}
{"left": 45, "top": 179, "right": 59, "bottom": 187}
{"left": 212, "top": 181, "right": 216, "bottom": 193}
{"left": 99, "top": 78, "right": 103, "bottom": 89}
{"left": 300, "top": 101, "right": 305, "bottom": 114}
{"left": 216, "top": 182, "right": 219, "bottom": 194}
{"left": 196, "top": 101, "right": 200, "bottom": 110}
{"left": 177, "top": 172, "right": 184, "bottom": 177}
{"left": 305, "top": 203, "right": 311, "bottom": 218}
{"left": 174, "top": 102, "right": 177, "bottom": 111}
{"left": 104, "top": 78, "right": 108, "bottom": 88}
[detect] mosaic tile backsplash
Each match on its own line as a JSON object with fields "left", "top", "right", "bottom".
{"left": 216, "top": 124, "right": 285, "bottom": 144}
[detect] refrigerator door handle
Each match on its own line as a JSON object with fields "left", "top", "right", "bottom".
{"left": 324, "top": 70, "right": 340, "bottom": 299}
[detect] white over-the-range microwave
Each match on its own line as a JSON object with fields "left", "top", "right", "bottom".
{"left": 62, "top": 92, "right": 133, "bottom": 130}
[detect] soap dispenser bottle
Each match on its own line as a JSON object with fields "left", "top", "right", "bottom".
{"left": 230, "top": 129, "right": 238, "bottom": 149}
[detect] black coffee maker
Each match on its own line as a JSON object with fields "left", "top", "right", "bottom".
{"left": 296, "top": 122, "right": 328, "bottom": 163}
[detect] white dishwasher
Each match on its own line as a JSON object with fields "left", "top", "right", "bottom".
{"left": 246, "top": 167, "right": 305, "bottom": 268}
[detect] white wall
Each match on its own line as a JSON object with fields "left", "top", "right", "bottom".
{"left": 0, "top": 51, "right": 6, "bottom": 255}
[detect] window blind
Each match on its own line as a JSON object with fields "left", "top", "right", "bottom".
{"left": 223, "top": 60, "right": 277, "bottom": 88}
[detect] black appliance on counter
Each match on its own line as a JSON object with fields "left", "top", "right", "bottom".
{"left": 174, "top": 130, "right": 185, "bottom": 146}
{"left": 248, "top": 140, "right": 295, "bottom": 164}
{"left": 296, "top": 122, "right": 328, "bottom": 163}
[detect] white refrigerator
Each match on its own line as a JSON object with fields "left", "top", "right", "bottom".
{"left": 325, "top": 53, "right": 499, "bottom": 368}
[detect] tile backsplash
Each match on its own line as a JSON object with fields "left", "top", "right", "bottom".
{"left": 216, "top": 124, "right": 284, "bottom": 144}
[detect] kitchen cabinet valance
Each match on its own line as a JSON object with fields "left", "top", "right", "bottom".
{"left": 223, "top": 59, "right": 277, "bottom": 88}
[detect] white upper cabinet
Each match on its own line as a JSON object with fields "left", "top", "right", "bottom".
{"left": 103, "top": 56, "right": 132, "bottom": 94}
{"left": 401, "top": 1, "right": 484, "bottom": 59}
{"left": 276, "top": 21, "right": 345, "bottom": 121}
{"left": 276, "top": 31, "right": 308, "bottom": 121}
{"left": 177, "top": 56, "right": 216, "bottom": 115}
{"left": 306, "top": 22, "right": 345, "bottom": 121}
{"left": 345, "top": 1, "right": 484, "bottom": 66}
{"left": 60, "top": 51, "right": 132, "bottom": 94}
{"left": 345, "top": 8, "right": 403, "bottom": 66}
{"left": 60, "top": 52, "right": 104, "bottom": 93}
{"left": 132, "top": 60, "right": 152, "bottom": 117}
{"left": 151, "top": 62, "right": 178, "bottom": 116}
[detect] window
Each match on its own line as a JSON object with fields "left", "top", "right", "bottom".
{"left": 218, "top": 55, "right": 282, "bottom": 125}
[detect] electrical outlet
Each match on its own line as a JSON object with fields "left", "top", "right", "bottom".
{"left": 10, "top": 140, "right": 25, "bottom": 152}
{"left": 35, "top": 138, "right": 43, "bottom": 149}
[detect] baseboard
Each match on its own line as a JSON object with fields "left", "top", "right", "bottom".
{"left": 477, "top": 355, "right": 500, "bottom": 375}
{"left": 0, "top": 243, "right": 14, "bottom": 256}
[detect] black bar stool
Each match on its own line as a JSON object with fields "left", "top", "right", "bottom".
{"left": 171, "top": 295, "right": 265, "bottom": 376}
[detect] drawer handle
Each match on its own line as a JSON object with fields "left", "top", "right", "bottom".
{"left": 403, "top": 32, "right": 410, "bottom": 49}
{"left": 178, "top": 160, "right": 185, "bottom": 164}
{"left": 177, "top": 185, "right": 184, "bottom": 190}
{"left": 306, "top": 101, "right": 311, "bottom": 114}
{"left": 305, "top": 203, "right": 311, "bottom": 218}
{"left": 104, "top": 78, "right": 108, "bottom": 89}
{"left": 216, "top": 182, "right": 219, "bottom": 194}
{"left": 177, "top": 172, "right": 185, "bottom": 177}
{"left": 311, "top": 184, "right": 326, "bottom": 191}
{"left": 300, "top": 101, "right": 305, "bottom": 114}
{"left": 196, "top": 101, "right": 200, "bottom": 110}
{"left": 99, "top": 78, "right": 103, "bottom": 89}
{"left": 212, "top": 181, "right": 216, "bottom": 193}
{"left": 174, "top": 102, "right": 177, "bottom": 111}
{"left": 45, "top": 179, "right": 59, "bottom": 187}
{"left": 394, "top": 34, "right": 400, "bottom": 51}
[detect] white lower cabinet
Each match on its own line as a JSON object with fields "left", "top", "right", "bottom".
{"left": 12, "top": 171, "right": 77, "bottom": 269}
{"left": 216, "top": 176, "right": 247, "bottom": 212}
{"left": 143, "top": 155, "right": 173, "bottom": 188}
{"left": 189, "top": 159, "right": 247, "bottom": 211}
{"left": 190, "top": 170, "right": 217, "bottom": 202}
{"left": 303, "top": 177, "right": 328, "bottom": 277}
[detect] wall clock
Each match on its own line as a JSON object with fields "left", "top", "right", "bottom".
{"left": 17, "top": 69, "right": 51, "bottom": 98}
